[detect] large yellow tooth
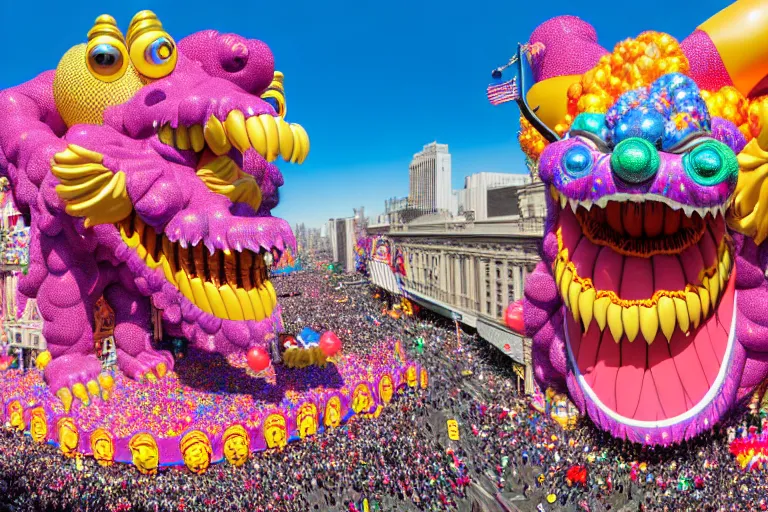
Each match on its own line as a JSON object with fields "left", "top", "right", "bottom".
{"left": 673, "top": 297, "right": 690, "bottom": 333}
{"left": 289, "top": 124, "right": 304, "bottom": 164}
{"left": 559, "top": 269, "right": 573, "bottom": 309}
{"left": 204, "top": 116, "right": 232, "bottom": 155}
{"left": 159, "top": 124, "right": 174, "bottom": 146}
{"left": 235, "top": 287, "right": 257, "bottom": 320}
{"left": 275, "top": 117, "right": 294, "bottom": 161}
{"left": 293, "top": 123, "right": 310, "bottom": 163}
{"left": 685, "top": 291, "right": 702, "bottom": 329}
{"left": 175, "top": 124, "right": 190, "bottom": 150}
{"left": 175, "top": 271, "right": 194, "bottom": 303}
{"left": 160, "top": 255, "right": 177, "bottom": 286}
{"left": 189, "top": 277, "right": 213, "bottom": 314}
{"left": 568, "top": 281, "right": 581, "bottom": 324}
{"left": 722, "top": 249, "right": 731, "bottom": 274}
{"left": 657, "top": 296, "right": 676, "bottom": 342}
{"left": 265, "top": 280, "right": 277, "bottom": 310}
{"left": 707, "top": 271, "right": 720, "bottom": 310}
{"left": 245, "top": 116, "right": 268, "bottom": 157}
{"left": 718, "top": 261, "right": 727, "bottom": 293}
{"left": 189, "top": 124, "right": 205, "bottom": 152}
{"left": 225, "top": 110, "right": 251, "bottom": 153}
{"left": 622, "top": 305, "right": 640, "bottom": 342}
{"left": 204, "top": 281, "right": 228, "bottom": 318}
{"left": 134, "top": 243, "right": 147, "bottom": 261}
{"left": 120, "top": 224, "right": 141, "bottom": 248}
{"left": 593, "top": 297, "right": 611, "bottom": 331}
{"left": 259, "top": 115, "right": 280, "bottom": 162}
{"left": 639, "top": 305, "right": 659, "bottom": 344}
{"left": 698, "top": 280, "right": 711, "bottom": 318}
{"left": 218, "top": 284, "right": 244, "bottom": 321}
{"left": 607, "top": 303, "right": 623, "bottom": 343}
{"left": 578, "top": 288, "right": 596, "bottom": 331}
{"left": 258, "top": 285, "right": 274, "bottom": 316}
{"left": 555, "top": 259, "right": 565, "bottom": 287}
{"left": 248, "top": 289, "right": 267, "bottom": 320}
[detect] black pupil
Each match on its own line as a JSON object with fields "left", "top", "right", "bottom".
{"left": 95, "top": 52, "right": 115, "bottom": 66}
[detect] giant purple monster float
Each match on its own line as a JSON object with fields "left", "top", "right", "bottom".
{"left": 503, "top": 0, "right": 768, "bottom": 444}
{"left": 0, "top": 11, "right": 422, "bottom": 472}
{"left": 0, "top": 11, "right": 310, "bottom": 407}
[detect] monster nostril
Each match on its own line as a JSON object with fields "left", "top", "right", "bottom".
{"left": 223, "top": 55, "right": 248, "bottom": 73}
{"left": 145, "top": 90, "right": 166, "bottom": 107}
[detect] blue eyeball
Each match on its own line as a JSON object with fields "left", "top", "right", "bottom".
{"left": 145, "top": 36, "right": 175, "bottom": 65}
{"left": 562, "top": 145, "right": 593, "bottom": 178}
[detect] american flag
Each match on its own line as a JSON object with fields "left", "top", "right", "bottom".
{"left": 487, "top": 77, "right": 519, "bottom": 106}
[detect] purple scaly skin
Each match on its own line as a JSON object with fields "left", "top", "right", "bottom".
{"left": 0, "top": 12, "right": 309, "bottom": 411}
{"left": 523, "top": 73, "right": 768, "bottom": 444}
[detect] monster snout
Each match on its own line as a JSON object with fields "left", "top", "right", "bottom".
{"left": 177, "top": 31, "right": 275, "bottom": 95}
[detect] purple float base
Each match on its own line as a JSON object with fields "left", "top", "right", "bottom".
{"left": 1, "top": 341, "right": 427, "bottom": 468}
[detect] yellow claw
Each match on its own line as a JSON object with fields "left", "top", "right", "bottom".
{"left": 86, "top": 380, "right": 101, "bottom": 398}
{"left": 57, "top": 388, "right": 74, "bottom": 413}
{"left": 72, "top": 383, "right": 90, "bottom": 406}
{"left": 145, "top": 372, "right": 157, "bottom": 384}
{"left": 156, "top": 363, "right": 167, "bottom": 378}
{"left": 98, "top": 373, "right": 114, "bottom": 400}
{"left": 66, "top": 144, "right": 104, "bottom": 163}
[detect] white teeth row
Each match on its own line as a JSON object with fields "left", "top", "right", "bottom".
{"left": 555, "top": 192, "right": 729, "bottom": 219}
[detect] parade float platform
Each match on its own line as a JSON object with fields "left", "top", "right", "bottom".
{"left": 0, "top": 341, "right": 427, "bottom": 474}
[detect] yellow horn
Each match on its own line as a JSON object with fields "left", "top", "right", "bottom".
{"left": 87, "top": 14, "right": 124, "bottom": 43}
{"left": 126, "top": 10, "right": 164, "bottom": 50}
{"left": 697, "top": 0, "right": 768, "bottom": 97}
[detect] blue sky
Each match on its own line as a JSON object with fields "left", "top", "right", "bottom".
{"left": 0, "top": 0, "right": 731, "bottom": 228}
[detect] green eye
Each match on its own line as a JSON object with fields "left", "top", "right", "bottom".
{"left": 683, "top": 140, "right": 738, "bottom": 186}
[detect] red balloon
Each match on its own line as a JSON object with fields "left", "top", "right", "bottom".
{"left": 505, "top": 300, "right": 525, "bottom": 334}
{"left": 319, "top": 331, "right": 342, "bottom": 356}
{"left": 246, "top": 347, "right": 270, "bottom": 372}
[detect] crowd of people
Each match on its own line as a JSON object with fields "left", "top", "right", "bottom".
{"left": 0, "top": 263, "right": 766, "bottom": 511}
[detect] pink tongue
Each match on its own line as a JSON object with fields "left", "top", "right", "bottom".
{"left": 566, "top": 272, "right": 734, "bottom": 422}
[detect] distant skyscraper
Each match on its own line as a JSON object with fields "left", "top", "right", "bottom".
{"left": 408, "top": 142, "right": 452, "bottom": 213}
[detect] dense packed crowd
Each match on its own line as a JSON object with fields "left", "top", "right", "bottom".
{"left": 0, "top": 264, "right": 765, "bottom": 511}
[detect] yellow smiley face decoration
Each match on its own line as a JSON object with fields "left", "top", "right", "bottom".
{"left": 180, "top": 430, "right": 213, "bottom": 475}
{"left": 57, "top": 417, "right": 79, "bottom": 458}
{"left": 324, "top": 396, "right": 342, "bottom": 429}
{"left": 264, "top": 413, "right": 287, "bottom": 450}
{"left": 296, "top": 402, "right": 318, "bottom": 439}
{"left": 378, "top": 374, "right": 394, "bottom": 404}
{"left": 90, "top": 428, "right": 115, "bottom": 467}
{"left": 29, "top": 407, "right": 48, "bottom": 443}
{"left": 129, "top": 433, "right": 159, "bottom": 475}
{"left": 8, "top": 401, "right": 24, "bottom": 432}
{"left": 223, "top": 424, "right": 250, "bottom": 467}
{"left": 352, "top": 383, "right": 373, "bottom": 414}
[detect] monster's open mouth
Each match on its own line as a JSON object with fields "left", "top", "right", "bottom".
{"left": 115, "top": 111, "right": 309, "bottom": 322}
{"left": 552, "top": 188, "right": 736, "bottom": 426}
{"left": 119, "top": 212, "right": 277, "bottom": 321}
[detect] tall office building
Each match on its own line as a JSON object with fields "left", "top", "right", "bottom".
{"left": 408, "top": 142, "right": 452, "bottom": 213}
